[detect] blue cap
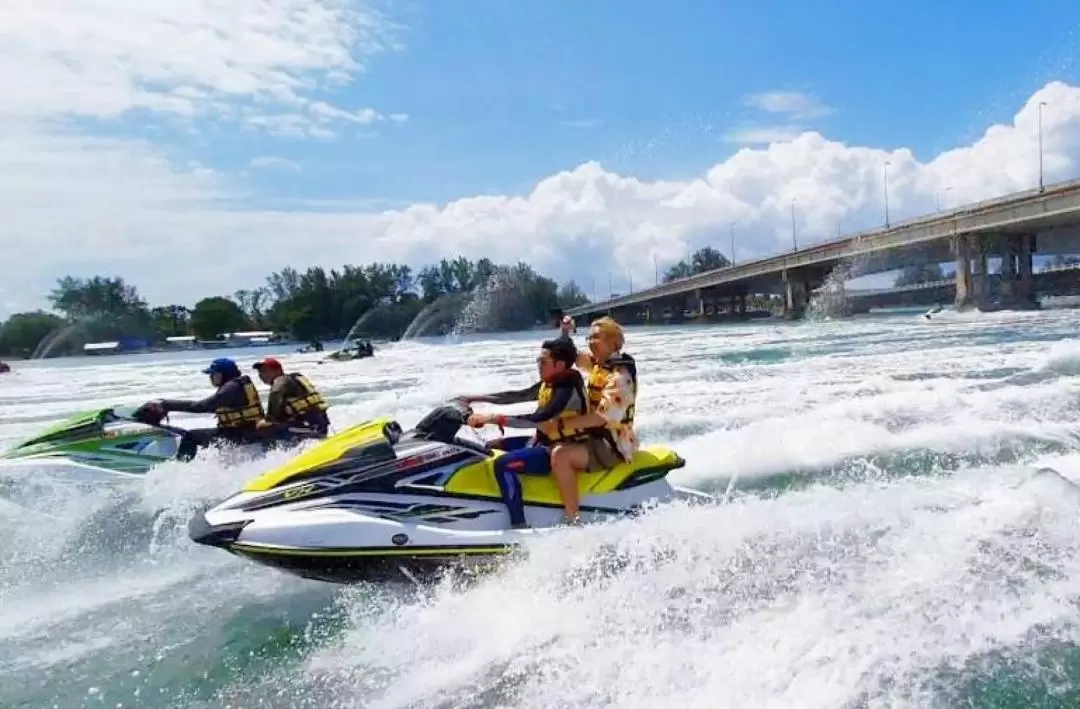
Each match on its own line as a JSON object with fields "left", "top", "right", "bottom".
{"left": 202, "top": 357, "right": 239, "bottom": 376}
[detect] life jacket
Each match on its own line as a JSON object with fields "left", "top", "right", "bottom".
{"left": 535, "top": 370, "right": 589, "bottom": 444}
{"left": 215, "top": 375, "right": 265, "bottom": 429}
{"left": 280, "top": 372, "right": 329, "bottom": 420}
{"left": 583, "top": 352, "right": 637, "bottom": 455}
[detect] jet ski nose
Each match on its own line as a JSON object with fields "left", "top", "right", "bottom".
{"left": 188, "top": 507, "right": 247, "bottom": 549}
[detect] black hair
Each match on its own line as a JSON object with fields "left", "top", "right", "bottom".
{"left": 541, "top": 337, "right": 577, "bottom": 367}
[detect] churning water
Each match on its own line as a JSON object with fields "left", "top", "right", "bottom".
{"left": 3, "top": 310, "right": 1080, "bottom": 708}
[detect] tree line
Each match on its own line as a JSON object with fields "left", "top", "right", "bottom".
{"left": 0, "top": 258, "right": 592, "bottom": 359}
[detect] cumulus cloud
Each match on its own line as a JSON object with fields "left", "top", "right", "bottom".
{"left": 744, "top": 90, "right": 835, "bottom": 119}
{"left": 0, "top": 0, "right": 405, "bottom": 135}
{"left": 1, "top": 1, "right": 1079, "bottom": 317}
{"left": 561, "top": 119, "right": 603, "bottom": 129}
{"left": 250, "top": 155, "right": 301, "bottom": 171}
{"left": 722, "top": 126, "right": 804, "bottom": 146}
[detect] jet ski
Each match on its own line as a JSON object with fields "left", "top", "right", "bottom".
{"left": 0, "top": 407, "right": 185, "bottom": 483}
{"left": 0, "top": 406, "right": 305, "bottom": 484}
{"left": 320, "top": 340, "right": 375, "bottom": 363}
{"left": 188, "top": 400, "right": 711, "bottom": 585}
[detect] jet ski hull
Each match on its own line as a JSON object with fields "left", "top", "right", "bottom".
{"left": 188, "top": 403, "right": 711, "bottom": 585}
{"left": 0, "top": 431, "right": 182, "bottom": 482}
{"left": 190, "top": 473, "right": 706, "bottom": 585}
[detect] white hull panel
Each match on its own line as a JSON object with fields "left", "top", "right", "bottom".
{"left": 192, "top": 479, "right": 716, "bottom": 584}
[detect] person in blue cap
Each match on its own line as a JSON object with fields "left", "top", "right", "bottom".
{"left": 136, "top": 357, "right": 267, "bottom": 458}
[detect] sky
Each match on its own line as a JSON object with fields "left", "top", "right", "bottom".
{"left": 3, "top": 0, "right": 1080, "bottom": 317}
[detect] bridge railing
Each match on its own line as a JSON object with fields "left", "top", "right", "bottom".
{"left": 566, "top": 176, "right": 1080, "bottom": 316}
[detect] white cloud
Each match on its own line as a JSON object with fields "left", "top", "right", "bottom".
{"left": 744, "top": 90, "right": 835, "bottom": 119}
{"left": 723, "top": 125, "right": 803, "bottom": 145}
{"left": 0, "top": 0, "right": 405, "bottom": 136}
{"left": 561, "top": 118, "right": 602, "bottom": 129}
{"left": 2, "top": 2, "right": 1080, "bottom": 317}
{"left": 250, "top": 155, "right": 301, "bottom": 171}
{"left": 5, "top": 80, "right": 1080, "bottom": 316}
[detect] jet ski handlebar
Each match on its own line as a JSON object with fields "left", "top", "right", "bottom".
{"left": 412, "top": 399, "right": 474, "bottom": 443}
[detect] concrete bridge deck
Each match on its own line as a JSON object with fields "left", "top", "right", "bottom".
{"left": 566, "top": 177, "right": 1080, "bottom": 321}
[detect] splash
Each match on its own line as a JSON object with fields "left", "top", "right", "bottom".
{"left": 450, "top": 267, "right": 536, "bottom": 336}
{"left": 400, "top": 292, "right": 471, "bottom": 340}
{"left": 5, "top": 311, "right": 1080, "bottom": 707}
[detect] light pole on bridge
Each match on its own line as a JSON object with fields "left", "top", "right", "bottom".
{"left": 1038, "top": 100, "right": 1048, "bottom": 193}
{"left": 729, "top": 222, "right": 736, "bottom": 265}
{"left": 935, "top": 185, "right": 951, "bottom": 212}
{"left": 883, "top": 160, "right": 891, "bottom": 228}
{"left": 790, "top": 199, "right": 797, "bottom": 252}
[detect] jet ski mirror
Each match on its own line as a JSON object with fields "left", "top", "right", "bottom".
{"left": 413, "top": 400, "right": 473, "bottom": 444}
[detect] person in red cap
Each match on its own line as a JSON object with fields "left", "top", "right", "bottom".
{"left": 252, "top": 357, "right": 332, "bottom": 438}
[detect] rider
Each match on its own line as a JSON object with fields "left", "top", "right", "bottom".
{"left": 251, "top": 357, "right": 331, "bottom": 438}
{"left": 457, "top": 337, "right": 588, "bottom": 528}
{"left": 547, "top": 316, "right": 639, "bottom": 524}
{"left": 557, "top": 315, "right": 576, "bottom": 341}
{"left": 135, "top": 357, "right": 266, "bottom": 459}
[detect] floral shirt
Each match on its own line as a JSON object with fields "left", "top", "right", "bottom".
{"left": 594, "top": 364, "right": 639, "bottom": 461}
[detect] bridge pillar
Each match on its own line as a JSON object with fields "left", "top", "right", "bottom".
{"left": 992, "top": 233, "right": 1038, "bottom": 309}
{"left": 694, "top": 288, "right": 705, "bottom": 318}
{"left": 999, "top": 237, "right": 1018, "bottom": 302}
{"left": 783, "top": 269, "right": 809, "bottom": 319}
{"left": 954, "top": 234, "right": 989, "bottom": 311}
{"left": 1013, "top": 233, "right": 1037, "bottom": 308}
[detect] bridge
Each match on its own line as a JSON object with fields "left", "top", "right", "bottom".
{"left": 565, "top": 177, "right": 1080, "bottom": 322}
{"left": 844, "top": 261, "right": 1080, "bottom": 310}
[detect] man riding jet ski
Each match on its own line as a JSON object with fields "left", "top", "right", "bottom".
{"left": 251, "top": 357, "right": 331, "bottom": 439}
{"left": 135, "top": 357, "right": 325, "bottom": 460}
{"left": 187, "top": 399, "right": 712, "bottom": 586}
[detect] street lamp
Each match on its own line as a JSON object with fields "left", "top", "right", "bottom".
{"left": 790, "top": 199, "right": 797, "bottom": 251}
{"left": 1038, "top": 100, "right": 1048, "bottom": 192}
{"left": 883, "top": 160, "right": 891, "bottom": 228}
{"left": 729, "top": 222, "right": 736, "bottom": 265}
{"left": 936, "top": 185, "right": 951, "bottom": 212}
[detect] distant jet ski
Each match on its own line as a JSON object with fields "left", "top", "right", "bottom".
{"left": 924, "top": 304, "right": 945, "bottom": 320}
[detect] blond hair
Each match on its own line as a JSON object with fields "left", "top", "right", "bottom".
{"left": 590, "top": 316, "right": 624, "bottom": 350}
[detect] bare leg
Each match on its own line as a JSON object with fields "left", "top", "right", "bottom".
{"left": 550, "top": 443, "right": 589, "bottom": 522}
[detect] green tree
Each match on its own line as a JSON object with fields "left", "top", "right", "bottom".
{"left": 893, "top": 262, "right": 945, "bottom": 287}
{"left": 663, "top": 247, "right": 732, "bottom": 283}
{"left": 48, "top": 275, "right": 147, "bottom": 320}
{"left": 558, "top": 280, "right": 589, "bottom": 308}
{"left": 0, "top": 311, "right": 67, "bottom": 358}
{"left": 150, "top": 305, "right": 190, "bottom": 339}
{"left": 24, "top": 256, "right": 590, "bottom": 355}
{"left": 190, "top": 297, "right": 249, "bottom": 340}
{"left": 691, "top": 246, "right": 730, "bottom": 272}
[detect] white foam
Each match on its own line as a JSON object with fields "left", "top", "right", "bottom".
{"left": 3, "top": 312, "right": 1080, "bottom": 707}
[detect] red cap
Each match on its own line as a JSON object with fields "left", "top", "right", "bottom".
{"left": 253, "top": 357, "right": 282, "bottom": 371}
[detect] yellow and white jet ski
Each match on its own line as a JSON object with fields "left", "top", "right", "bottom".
{"left": 188, "top": 400, "right": 710, "bottom": 585}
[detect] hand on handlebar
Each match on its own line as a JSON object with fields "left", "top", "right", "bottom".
{"left": 466, "top": 412, "right": 505, "bottom": 435}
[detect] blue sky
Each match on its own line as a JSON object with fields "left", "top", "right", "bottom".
{"left": 216, "top": 0, "right": 1080, "bottom": 206}
{"left": 3, "top": 0, "right": 1080, "bottom": 314}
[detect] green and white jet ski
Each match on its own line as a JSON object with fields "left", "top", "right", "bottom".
{"left": 0, "top": 407, "right": 186, "bottom": 483}
{"left": 0, "top": 407, "right": 328, "bottom": 486}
